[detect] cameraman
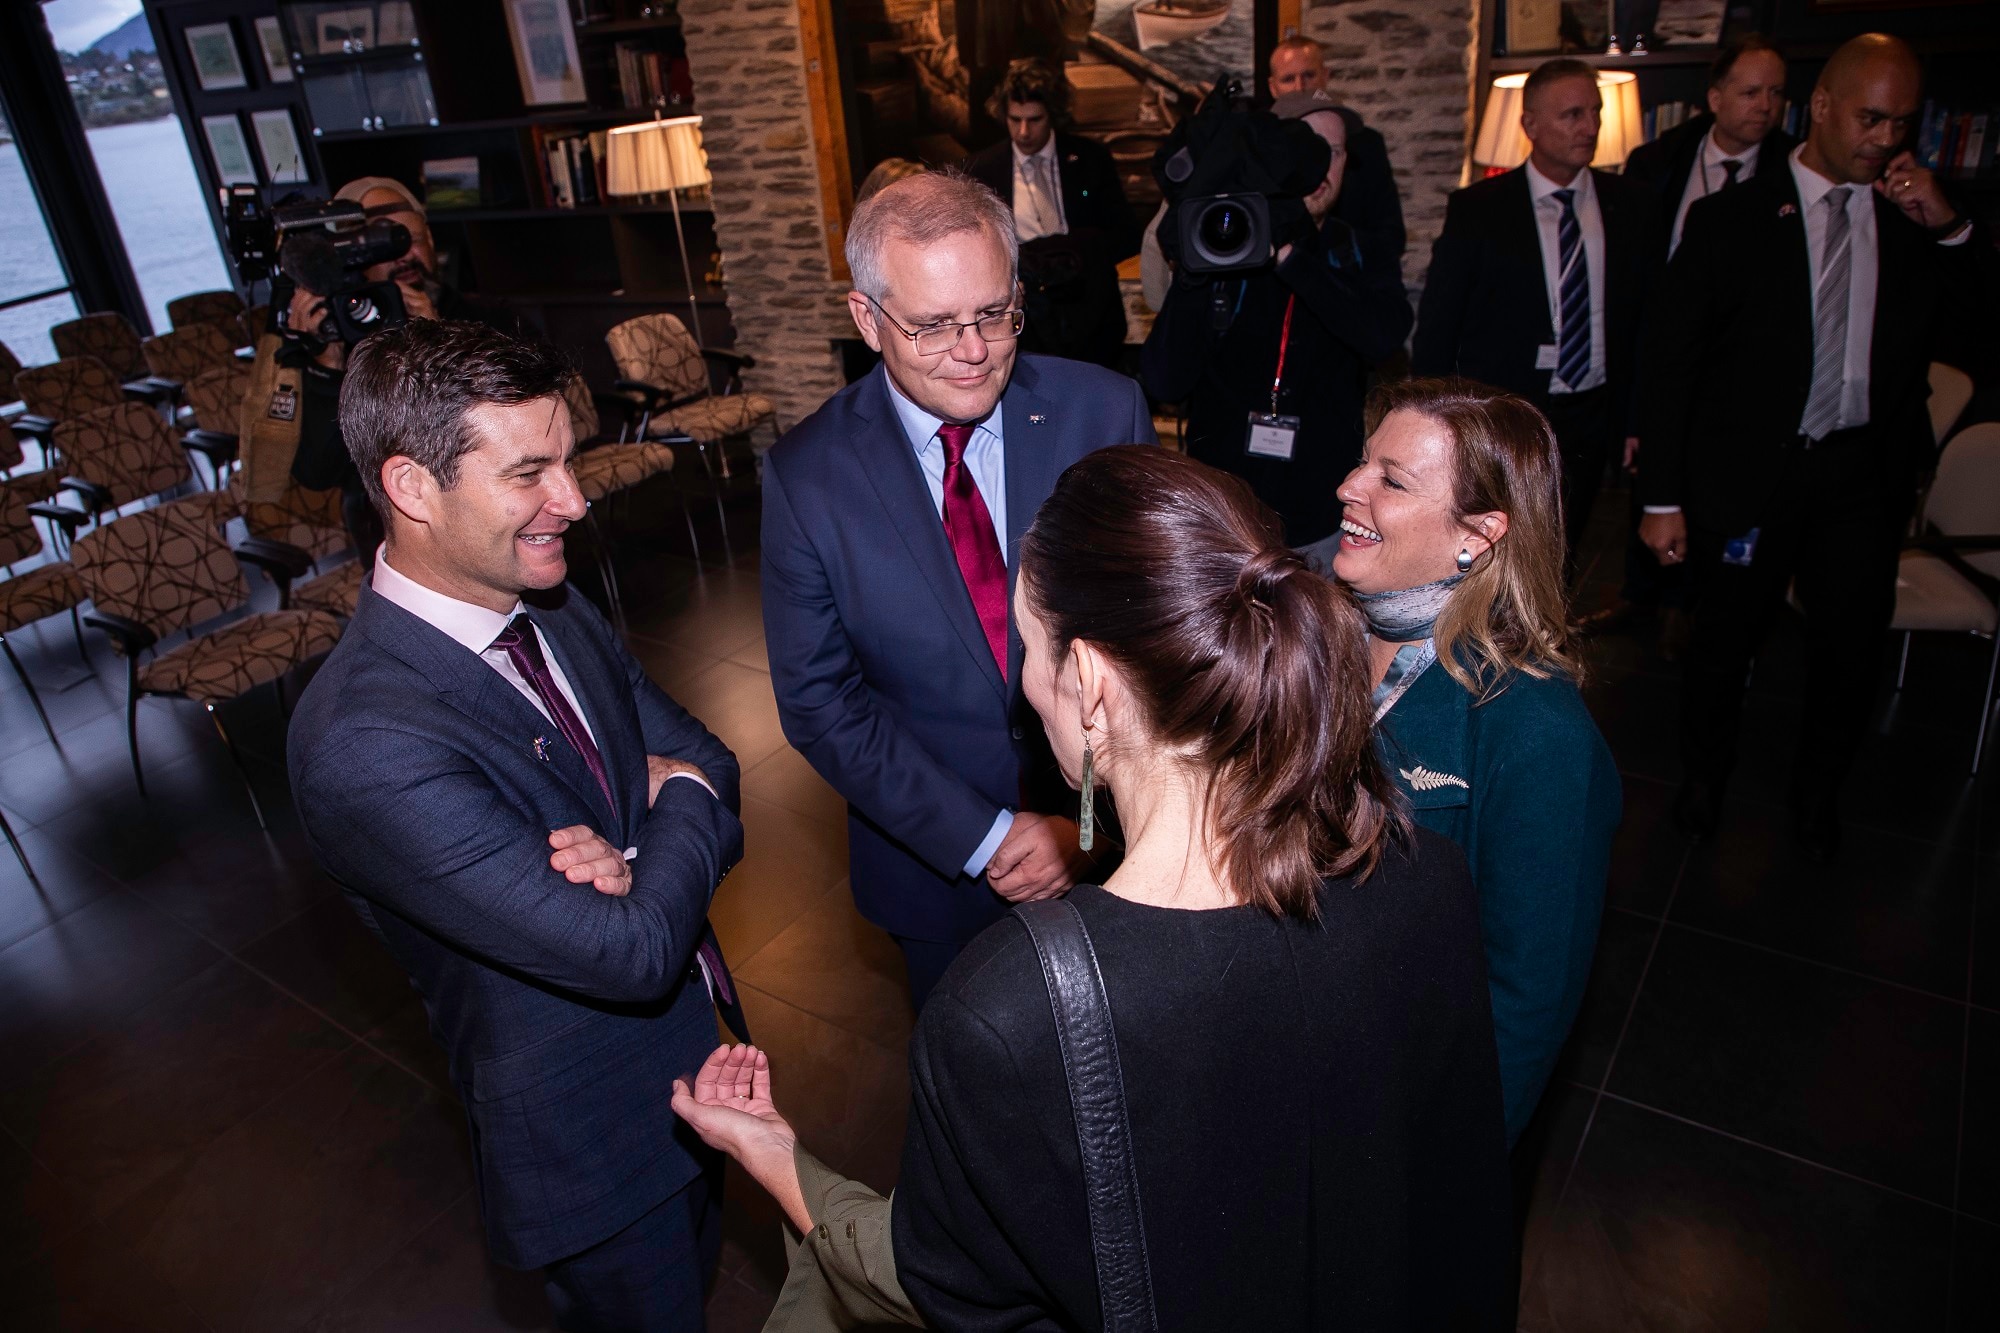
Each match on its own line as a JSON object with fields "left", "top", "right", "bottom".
{"left": 1141, "top": 90, "right": 1412, "bottom": 569}
{"left": 239, "top": 177, "right": 529, "bottom": 563}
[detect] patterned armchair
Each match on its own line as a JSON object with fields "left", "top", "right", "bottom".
{"left": 143, "top": 323, "right": 237, "bottom": 382}
{"left": 558, "top": 372, "right": 681, "bottom": 621}
{"left": 15, "top": 355, "right": 125, "bottom": 422}
{"left": 0, "top": 339, "right": 51, "bottom": 467}
{"left": 73, "top": 489, "right": 344, "bottom": 826}
{"left": 226, "top": 470, "right": 365, "bottom": 619}
{"left": 166, "top": 289, "right": 247, "bottom": 342}
{"left": 175, "top": 362, "right": 249, "bottom": 487}
{"left": 0, "top": 468, "right": 91, "bottom": 745}
{"left": 51, "top": 314, "right": 181, "bottom": 415}
{"left": 51, "top": 401, "right": 193, "bottom": 520}
{"left": 242, "top": 304, "right": 272, "bottom": 343}
{"left": 0, "top": 339, "right": 21, "bottom": 405}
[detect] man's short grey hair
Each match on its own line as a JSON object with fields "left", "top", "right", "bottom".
{"left": 844, "top": 169, "right": 1018, "bottom": 302}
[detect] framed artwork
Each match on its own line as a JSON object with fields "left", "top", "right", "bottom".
{"left": 504, "top": 0, "right": 589, "bottom": 106}
{"left": 252, "top": 108, "right": 310, "bottom": 184}
{"left": 315, "top": 6, "right": 375, "bottom": 55}
{"left": 201, "top": 114, "right": 259, "bottom": 186}
{"left": 253, "top": 16, "right": 294, "bottom": 84}
{"left": 184, "top": 21, "right": 249, "bottom": 92}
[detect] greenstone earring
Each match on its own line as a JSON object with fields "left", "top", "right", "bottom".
{"left": 1078, "top": 730, "right": 1095, "bottom": 853}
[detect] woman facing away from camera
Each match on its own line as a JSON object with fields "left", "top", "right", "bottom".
{"left": 1332, "top": 378, "right": 1621, "bottom": 1147}
{"left": 675, "top": 447, "right": 1514, "bottom": 1331}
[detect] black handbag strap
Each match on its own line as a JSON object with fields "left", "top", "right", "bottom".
{"left": 1014, "top": 898, "right": 1159, "bottom": 1333}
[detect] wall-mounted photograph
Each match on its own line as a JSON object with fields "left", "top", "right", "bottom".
{"left": 184, "top": 21, "right": 248, "bottom": 92}
{"left": 253, "top": 15, "right": 295, "bottom": 83}
{"left": 251, "top": 107, "right": 309, "bottom": 184}
{"left": 200, "top": 112, "right": 259, "bottom": 184}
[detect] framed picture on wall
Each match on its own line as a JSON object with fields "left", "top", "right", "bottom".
{"left": 201, "top": 114, "right": 259, "bottom": 185}
{"left": 252, "top": 109, "right": 310, "bottom": 184}
{"left": 185, "top": 22, "right": 249, "bottom": 92}
{"left": 254, "top": 16, "right": 294, "bottom": 84}
{"left": 504, "top": 0, "right": 588, "bottom": 106}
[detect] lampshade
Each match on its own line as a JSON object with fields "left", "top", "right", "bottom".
{"left": 606, "top": 114, "right": 711, "bottom": 196}
{"left": 1472, "top": 70, "right": 1643, "bottom": 170}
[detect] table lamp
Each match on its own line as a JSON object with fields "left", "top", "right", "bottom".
{"left": 1472, "top": 70, "right": 1642, "bottom": 173}
{"left": 606, "top": 113, "right": 711, "bottom": 346}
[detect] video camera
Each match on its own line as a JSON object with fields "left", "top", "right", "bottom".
{"left": 223, "top": 188, "right": 411, "bottom": 348}
{"left": 1152, "top": 79, "right": 1332, "bottom": 278}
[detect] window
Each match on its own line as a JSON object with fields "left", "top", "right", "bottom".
{"left": 0, "top": 114, "right": 80, "bottom": 366}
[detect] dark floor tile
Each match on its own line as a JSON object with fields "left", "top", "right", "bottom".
{"left": 1549, "top": 909, "right": 1657, "bottom": 1093}
{"left": 0, "top": 889, "right": 224, "bottom": 1087}
{"left": 238, "top": 893, "right": 420, "bottom": 1036}
{"left": 0, "top": 957, "right": 353, "bottom": 1219}
{"left": 362, "top": 989, "right": 456, "bottom": 1099}
{"left": 703, "top": 1270, "right": 777, "bottom": 1333}
{"left": 0, "top": 818, "right": 123, "bottom": 953}
{"left": 1520, "top": 1096, "right": 1953, "bottom": 1331}
{"left": 1602, "top": 774, "right": 1683, "bottom": 918}
{"left": 0, "top": 629, "right": 125, "bottom": 765}
{"left": 305, "top": 1192, "right": 552, "bottom": 1332}
{"left": 1670, "top": 813, "right": 1980, "bottom": 997}
{"left": 632, "top": 564, "right": 767, "bottom": 662}
{"left": 1581, "top": 672, "right": 1682, "bottom": 788}
{"left": 0, "top": 1221, "right": 211, "bottom": 1332}
{"left": 1950, "top": 1216, "right": 2000, "bottom": 1333}
{"left": 0, "top": 1128, "right": 92, "bottom": 1275}
{"left": 103, "top": 1044, "right": 474, "bottom": 1333}
{"left": 1975, "top": 859, "right": 1999, "bottom": 1013}
{"left": 1515, "top": 1081, "right": 1593, "bottom": 1289}
{"left": 709, "top": 796, "right": 847, "bottom": 966}
{"left": 624, "top": 632, "right": 720, "bottom": 699}
{"left": 670, "top": 659, "right": 789, "bottom": 772}
{"left": 740, "top": 744, "right": 845, "bottom": 829}
{"left": 0, "top": 698, "right": 223, "bottom": 830}
{"left": 734, "top": 883, "right": 912, "bottom": 1050}
{"left": 1609, "top": 928, "right": 1964, "bottom": 1204}
{"left": 1962, "top": 1008, "right": 2000, "bottom": 1224}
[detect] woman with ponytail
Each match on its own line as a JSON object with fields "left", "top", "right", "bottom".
{"left": 1332, "top": 377, "right": 1621, "bottom": 1149}
{"left": 672, "top": 447, "right": 1513, "bottom": 1331}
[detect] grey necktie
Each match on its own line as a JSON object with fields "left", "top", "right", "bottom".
{"left": 1800, "top": 187, "right": 1853, "bottom": 442}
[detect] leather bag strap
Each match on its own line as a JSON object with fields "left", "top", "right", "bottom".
{"left": 1014, "top": 898, "right": 1159, "bottom": 1332}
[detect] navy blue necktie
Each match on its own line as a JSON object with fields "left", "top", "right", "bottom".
{"left": 1553, "top": 188, "right": 1591, "bottom": 390}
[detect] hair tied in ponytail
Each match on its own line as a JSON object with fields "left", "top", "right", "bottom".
{"left": 1235, "top": 547, "right": 1307, "bottom": 607}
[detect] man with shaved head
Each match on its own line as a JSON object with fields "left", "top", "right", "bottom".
{"left": 1637, "top": 33, "right": 1993, "bottom": 857}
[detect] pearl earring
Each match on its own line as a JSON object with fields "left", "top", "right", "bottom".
{"left": 1456, "top": 547, "right": 1474, "bottom": 574}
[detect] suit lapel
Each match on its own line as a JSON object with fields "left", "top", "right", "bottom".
{"left": 1868, "top": 193, "right": 1918, "bottom": 416}
{"left": 1001, "top": 359, "right": 1058, "bottom": 688}
{"left": 1503, "top": 168, "right": 1555, "bottom": 342}
{"left": 1764, "top": 167, "right": 1816, "bottom": 379}
{"left": 534, "top": 603, "right": 643, "bottom": 840}
{"left": 851, "top": 367, "right": 1010, "bottom": 704}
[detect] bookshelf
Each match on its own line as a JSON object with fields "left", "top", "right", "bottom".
{"left": 151, "top": 0, "right": 724, "bottom": 389}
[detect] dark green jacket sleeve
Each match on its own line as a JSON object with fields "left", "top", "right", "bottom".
{"left": 764, "top": 1145, "right": 921, "bottom": 1332}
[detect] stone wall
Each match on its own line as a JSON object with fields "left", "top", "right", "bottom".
{"left": 1303, "top": 0, "right": 1481, "bottom": 293}
{"left": 677, "top": 0, "right": 851, "bottom": 430}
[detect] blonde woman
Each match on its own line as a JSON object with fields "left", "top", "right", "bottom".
{"left": 1333, "top": 376, "right": 1621, "bottom": 1146}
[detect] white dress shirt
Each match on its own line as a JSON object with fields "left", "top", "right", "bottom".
{"left": 1526, "top": 161, "right": 1608, "bottom": 393}
{"left": 1669, "top": 130, "right": 1764, "bottom": 257}
{"left": 1791, "top": 145, "right": 1877, "bottom": 435}
{"left": 1012, "top": 138, "right": 1068, "bottom": 243}
{"left": 883, "top": 375, "right": 1016, "bottom": 877}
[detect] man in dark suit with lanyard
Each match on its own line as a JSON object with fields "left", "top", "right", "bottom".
{"left": 1413, "top": 58, "right": 1660, "bottom": 562}
{"left": 762, "top": 171, "right": 1155, "bottom": 1007}
{"left": 1581, "top": 34, "right": 1796, "bottom": 642}
{"left": 1638, "top": 33, "right": 1996, "bottom": 857}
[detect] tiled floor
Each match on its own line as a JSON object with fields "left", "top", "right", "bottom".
{"left": 0, "top": 470, "right": 1994, "bottom": 1330}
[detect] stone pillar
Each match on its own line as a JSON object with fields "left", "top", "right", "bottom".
{"left": 678, "top": 0, "right": 852, "bottom": 430}
{"left": 1302, "top": 0, "right": 1481, "bottom": 297}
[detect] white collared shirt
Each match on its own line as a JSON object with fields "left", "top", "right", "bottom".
{"left": 1011, "top": 138, "right": 1068, "bottom": 242}
{"left": 1790, "top": 145, "right": 1877, "bottom": 434}
{"left": 1525, "top": 160, "right": 1608, "bottom": 393}
{"left": 1669, "top": 129, "right": 1764, "bottom": 257}
{"left": 370, "top": 547, "right": 598, "bottom": 746}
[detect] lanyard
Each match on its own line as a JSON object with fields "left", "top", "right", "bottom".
{"left": 1270, "top": 293, "right": 1297, "bottom": 414}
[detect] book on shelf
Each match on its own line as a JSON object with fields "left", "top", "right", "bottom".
{"left": 612, "top": 40, "right": 693, "bottom": 111}
{"left": 1918, "top": 100, "right": 1997, "bottom": 177}
{"left": 531, "top": 126, "right": 610, "bottom": 209}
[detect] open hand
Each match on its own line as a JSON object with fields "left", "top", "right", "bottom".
{"left": 671, "top": 1045, "right": 812, "bottom": 1231}
{"left": 986, "top": 812, "right": 1086, "bottom": 903}
{"left": 548, "top": 825, "right": 632, "bottom": 896}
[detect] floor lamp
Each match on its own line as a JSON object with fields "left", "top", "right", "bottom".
{"left": 1472, "top": 70, "right": 1641, "bottom": 177}
{"left": 606, "top": 113, "right": 711, "bottom": 347}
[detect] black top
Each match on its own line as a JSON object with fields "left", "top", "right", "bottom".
{"left": 891, "top": 829, "right": 1514, "bottom": 1331}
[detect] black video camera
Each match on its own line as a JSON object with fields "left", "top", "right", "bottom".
{"left": 1153, "top": 79, "right": 1332, "bottom": 277}
{"left": 224, "top": 189, "right": 411, "bottom": 348}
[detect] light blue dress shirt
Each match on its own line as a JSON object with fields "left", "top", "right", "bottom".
{"left": 883, "top": 373, "right": 1015, "bottom": 878}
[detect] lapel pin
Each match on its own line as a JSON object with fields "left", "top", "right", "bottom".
{"left": 533, "top": 736, "right": 552, "bottom": 762}
{"left": 1778, "top": 203, "right": 1797, "bottom": 218}
{"left": 1029, "top": 413, "right": 1047, "bottom": 425}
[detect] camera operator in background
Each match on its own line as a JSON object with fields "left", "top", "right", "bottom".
{"left": 1141, "top": 87, "right": 1412, "bottom": 571}
{"left": 238, "top": 176, "right": 529, "bottom": 564}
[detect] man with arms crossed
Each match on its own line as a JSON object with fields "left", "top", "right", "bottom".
{"left": 289, "top": 320, "right": 744, "bottom": 1330}
{"left": 762, "top": 171, "right": 1155, "bottom": 1008}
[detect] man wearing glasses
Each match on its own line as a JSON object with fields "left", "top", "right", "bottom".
{"left": 761, "top": 170, "right": 1156, "bottom": 1007}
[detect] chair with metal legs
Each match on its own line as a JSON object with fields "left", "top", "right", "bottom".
{"left": 0, "top": 469, "right": 92, "bottom": 745}
{"left": 50, "top": 315, "right": 181, "bottom": 415}
{"left": 560, "top": 372, "right": 681, "bottom": 625}
{"left": 0, "top": 806, "right": 40, "bottom": 891}
{"left": 71, "top": 490, "right": 343, "bottom": 828}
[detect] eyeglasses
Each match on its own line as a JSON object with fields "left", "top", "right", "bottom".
{"left": 866, "top": 297, "right": 1025, "bottom": 358}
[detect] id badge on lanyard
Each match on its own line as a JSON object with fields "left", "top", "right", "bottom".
{"left": 1245, "top": 293, "right": 1301, "bottom": 461}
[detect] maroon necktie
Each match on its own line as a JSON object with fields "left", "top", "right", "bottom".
{"left": 936, "top": 422, "right": 1009, "bottom": 679}
{"left": 490, "top": 613, "right": 747, "bottom": 1035}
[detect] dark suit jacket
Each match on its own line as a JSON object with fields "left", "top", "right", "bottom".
{"left": 761, "top": 355, "right": 1155, "bottom": 944}
{"left": 965, "top": 133, "right": 1140, "bottom": 364}
{"left": 1622, "top": 114, "right": 1798, "bottom": 247}
{"left": 1635, "top": 162, "right": 1996, "bottom": 534}
{"left": 1413, "top": 166, "right": 1660, "bottom": 428}
{"left": 288, "top": 581, "right": 744, "bottom": 1270}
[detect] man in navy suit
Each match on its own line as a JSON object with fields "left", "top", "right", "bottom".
{"left": 288, "top": 320, "right": 744, "bottom": 1330}
{"left": 762, "top": 171, "right": 1155, "bottom": 1007}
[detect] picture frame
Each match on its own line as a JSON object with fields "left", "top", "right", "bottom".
{"left": 254, "top": 16, "right": 294, "bottom": 84}
{"left": 252, "top": 108, "right": 309, "bottom": 184}
{"left": 201, "top": 114, "right": 259, "bottom": 186}
{"left": 184, "top": 21, "right": 249, "bottom": 92}
{"left": 316, "top": 6, "right": 375, "bottom": 55}
{"left": 503, "top": 0, "right": 589, "bottom": 107}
